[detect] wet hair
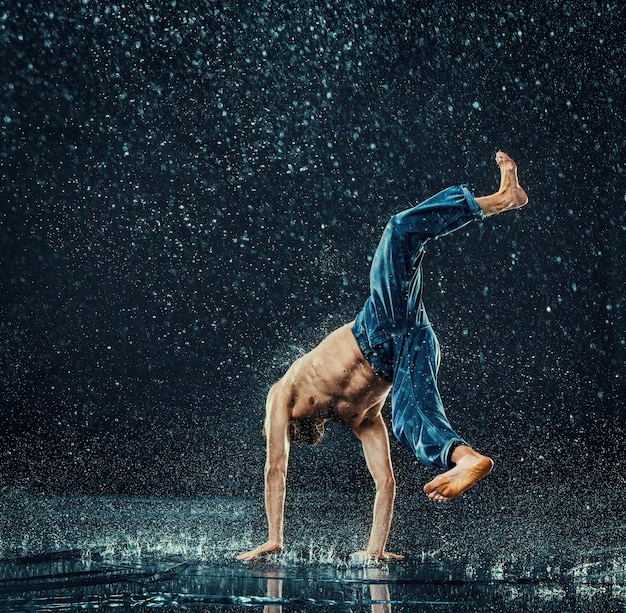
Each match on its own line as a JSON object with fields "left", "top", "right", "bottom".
{"left": 288, "top": 418, "right": 325, "bottom": 447}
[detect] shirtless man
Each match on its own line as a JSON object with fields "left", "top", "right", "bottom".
{"left": 237, "top": 152, "right": 528, "bottom": 562}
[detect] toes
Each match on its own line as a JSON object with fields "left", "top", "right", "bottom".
{"left": 427, "top": 490, "right": 451, "bottom": 503}
{"left": 496, "top": 151, "right": 511, "bottom": 162}
{"left": 428, "top": 492, "right": 445, "bottom": 502}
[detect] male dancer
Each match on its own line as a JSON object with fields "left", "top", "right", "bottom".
{"left": 237, "top": 152, "right": 527, "bottom": 562}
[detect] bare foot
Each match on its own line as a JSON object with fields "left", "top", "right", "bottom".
{"left": 423, "top": 446, "right": 493, "bottom": 502}
{"left": 476, "top": 151, "right": 528, "bottom": 216}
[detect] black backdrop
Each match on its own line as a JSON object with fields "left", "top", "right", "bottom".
{"left": 1, "top": 0, "right": 624, "bottom": 497}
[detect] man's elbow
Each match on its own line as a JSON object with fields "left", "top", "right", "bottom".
{"left": 375, "top": 473, "right": 396, "bottom": 493}
{"left": 265, "top": 464, "right": 287, "bottom": 482}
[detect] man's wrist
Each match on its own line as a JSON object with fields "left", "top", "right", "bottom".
{"left": 266, "top": 537, "right": 283, "bottom": 549}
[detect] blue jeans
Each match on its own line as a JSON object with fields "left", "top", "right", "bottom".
{"left": 352, "top": 185, "right": 484, "bottom": 469}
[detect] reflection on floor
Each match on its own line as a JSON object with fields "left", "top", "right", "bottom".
{"left": 0, "top": 555, "right": 624, "bottom": 612}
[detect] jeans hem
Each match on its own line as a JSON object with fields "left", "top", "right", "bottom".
{"left": 441, "top": 438, "right": 468, "bottom": 469}
{"left": 460, "top": 184, "right": 485, "bottom": 220}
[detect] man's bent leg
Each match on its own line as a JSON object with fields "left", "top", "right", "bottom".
{"left": 390, "top": 326, "right": 467, "bottom": 470}
{"left": 389, "top": 315, "right": 493, "bottom": 501}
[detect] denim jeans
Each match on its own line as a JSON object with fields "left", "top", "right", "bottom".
{"left": 352, "top": 185, "right": 484, "bottom": 469}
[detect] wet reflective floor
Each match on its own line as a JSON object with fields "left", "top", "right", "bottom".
{"left": 0, "top": 488, "right": 624, "bottom": 611}
{"left": 1, "top": 555, "right": 625, "bottom": 612}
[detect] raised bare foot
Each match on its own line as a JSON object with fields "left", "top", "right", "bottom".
{"left": 423, "top": 446, "right": 493, "bottom": 502}
{"left": 476, "top": 151, "right": 528, "bottom": 216}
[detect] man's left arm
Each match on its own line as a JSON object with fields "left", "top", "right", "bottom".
{"left": 236, "top": 384, "right": 290, "bottom": 561}
{"left": 352, "top": 413, "right": 403, "bottom": 562}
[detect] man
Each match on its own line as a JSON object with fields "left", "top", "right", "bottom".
{"left": 237, "top": 152, "right": 528, "bottom": 562}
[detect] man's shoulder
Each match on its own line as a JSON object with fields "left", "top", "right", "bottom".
{"left": 315, "top": 322, "right": 359, "bottom": 354}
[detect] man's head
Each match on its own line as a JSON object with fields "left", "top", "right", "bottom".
{"left": 288, "top": 417, "right": 325, "bottom": 447}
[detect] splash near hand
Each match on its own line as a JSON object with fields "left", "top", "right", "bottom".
{"left": 349, "top": 550, "right": 404, "bottom": 565}
{"left": 236, "top": 540, "right": 282, "bottom": 562}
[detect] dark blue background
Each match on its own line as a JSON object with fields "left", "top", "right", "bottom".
{"left": 1, "top": 0, "right": 624, "bottom": 497}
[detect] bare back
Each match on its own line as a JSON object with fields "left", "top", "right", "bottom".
{"left": 273, "top": 323, "right": 392, "bottom": 430}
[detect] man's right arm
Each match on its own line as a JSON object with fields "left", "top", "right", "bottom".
{"left": 237, "top": 384, "right": 291, "bottom": 561}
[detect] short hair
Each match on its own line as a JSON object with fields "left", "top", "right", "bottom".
{"left": 288, "top": 418, "right": 325, "bottom": 447}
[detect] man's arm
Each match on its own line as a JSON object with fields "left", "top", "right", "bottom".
{"left": 352, "top": 413, "right": 403, "bottom": 561}
{"left": 237, "top": 384, "right": 291, "bottom": 561}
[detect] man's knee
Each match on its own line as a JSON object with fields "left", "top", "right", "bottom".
{"left": 377, "top": 215, "right": 409, "bottom": 254}
{"left": 386, "top": 214, "right": 404, "bottom": 236}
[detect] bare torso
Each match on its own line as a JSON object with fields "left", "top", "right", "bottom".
{"left": 274, "top": 323, "right": 392, "bottom": 430}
